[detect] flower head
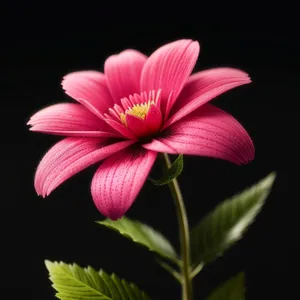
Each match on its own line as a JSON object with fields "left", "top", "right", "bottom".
{"left": 28, "top": 39, "right": 254, "bottom": 220}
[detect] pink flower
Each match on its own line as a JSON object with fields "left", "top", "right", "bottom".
{"left": 28, "top": 39, "right": 254, "bottom": 220}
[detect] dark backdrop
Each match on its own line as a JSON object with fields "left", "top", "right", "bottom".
{"left": 1, "top": 19, "right": 293, "bottom": 300}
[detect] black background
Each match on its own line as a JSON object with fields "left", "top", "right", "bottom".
{"left": 1, "top": 10, "right": 294, "bottom": 300}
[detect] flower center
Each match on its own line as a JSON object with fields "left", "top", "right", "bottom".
{"left": 120, "top": 100, "right": 155, "bottom": 125}
{"left": 105, "top": 90, "right": 163, "bottom": 138}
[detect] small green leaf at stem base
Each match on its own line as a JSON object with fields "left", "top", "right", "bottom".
{"left": 150, "top": 154, "right": 184, "bottom": 186}
{"left": 97, "top": 217, "right": 179, "bottom": 264}
{"left": 45, "top": 260, "right": 151, "bottom": 300}
{"left": 191, "top": 172, "right": 276, "bottom": 268}
{"left": 206, "top": 272, "right": 245, "bottom": 300}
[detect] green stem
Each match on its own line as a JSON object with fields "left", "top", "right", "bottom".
{"left": 190, "top": 263, "right": 204, "bottom": 279}
{"left": 157, "top": 259, "right": 182, "bottom": 282}
{"left": 162, "top": 153, "right": 193, "bottom": 300}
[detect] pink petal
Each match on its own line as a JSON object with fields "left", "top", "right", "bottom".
{"left": 140, "top": 39, "right": 200, "bottom": 117}
{"left": 34, "top": 138, "right": 134, "bottom": 197}
{"left": 126, "top": 114, "right": 147, "bottom": 138}
{"left": 28, "top": 103, "right": 120, "bottom": 138}
{"left": 164, "top": 68, "right": 251, "bottom": 128}
{"left": 62, "top": 71, "right": 114, "bottom": 118}
{"left": 143, "top": 104, "right": 254, "bottom": 165}
{"left": 145, "top": 104, "right": 163, "bottom": 134}
{"left": 104, "top": 116, "right": 137, "bottom": 139}
{"left": 104, "top": 50, "right": 147, "bottom": 103}
{"left": 91, "top": 148, "right": 157, "bottom": 220}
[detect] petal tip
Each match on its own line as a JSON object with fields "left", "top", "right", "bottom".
{"left": 243, "top": 73, "right": 252, "bottom": 84}
{"left": 45, "top": 187, "right": 53, "bottom": 197}
{"left": 176, "top": 38, "right": 196, "bottom": 44}
{"left": 61, "top": 73, "right": 73, "bottom": 85}
{"left": 36, "top": 190, "right": 45, "bottom": 198}
{"left": 191, "top": 40, "right": 200, "bottom": 50}
{"left": 61, "top": 78, "right": 68, "bottom": 90}
{"left": 177, "top": 39, "right": 200, "bottom": 54}
{"left": 239, "top": 140, "right": 255, "bottom": 165}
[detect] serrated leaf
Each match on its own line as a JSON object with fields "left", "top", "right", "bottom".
{"left": 206, "top": 272, "right": 245, "bottom": 300}
{"left": 45, "top": 260, "right": 151, "bottom": 300}
{"left": 97, "top": 217, "right": 178, "bottom": 263}
{"left": 150, "top": 154, "right": 183, "bottom": 186}
{"left": 191, "top": 172, "right": 276, "bottom": 266}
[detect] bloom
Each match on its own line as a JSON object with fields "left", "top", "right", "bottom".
{"left": 28, "top": 39, "right": 254, "bottom": 220}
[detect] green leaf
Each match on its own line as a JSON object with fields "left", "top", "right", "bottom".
{"left": 150, "top": 154, "right": 183, "bottom": 186}
{"left": 97, "top": 217, "right": 178, "bottom": 263}
{"left": 191, "top": 172, "right": 276, "bottom": 267}
{"left": 45, "top": 260, "right": 151, "bottom": 300}
{"left": 206, "top": 272, "right": 245, "bottom": 300}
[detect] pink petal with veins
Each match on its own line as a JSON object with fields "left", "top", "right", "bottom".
{"left": 62, "top": 71, "right": 114, "bottom": 118}
{"left": 126, "top": 114, "right": 147, "bottom": 138}
{"left": 34, "top": 138, "right": 134, "bottom": 197}
{"left": 140, "top": 39, "right": 199, "bottom": 117}
{"left": 104, "top": 115, "right": 137, "bottom": 139}
{"left": 91, "top": 147, "right": 157, "bottom": 220}
{"left": 164, "top": 68, "right": 251, "bottom": 128}
{"left": 145, "top": 104, "right": 163, "bottom": 134}
{"left": 105, "top": 50, "right": 147, "bottom": 103}
{"left": 28, "top": 103, "right": 120, "bottom": 137}
{"left": 144, "top": 104, "right": 254, "bottom": 165}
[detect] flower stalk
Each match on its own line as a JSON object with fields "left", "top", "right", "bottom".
{"left": 163, "top": 153, "right": 193, "bottom": 300}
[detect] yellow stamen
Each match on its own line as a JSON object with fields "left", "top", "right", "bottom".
{"left": 120, "top": 101, "right": 155, "bottom": 125}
